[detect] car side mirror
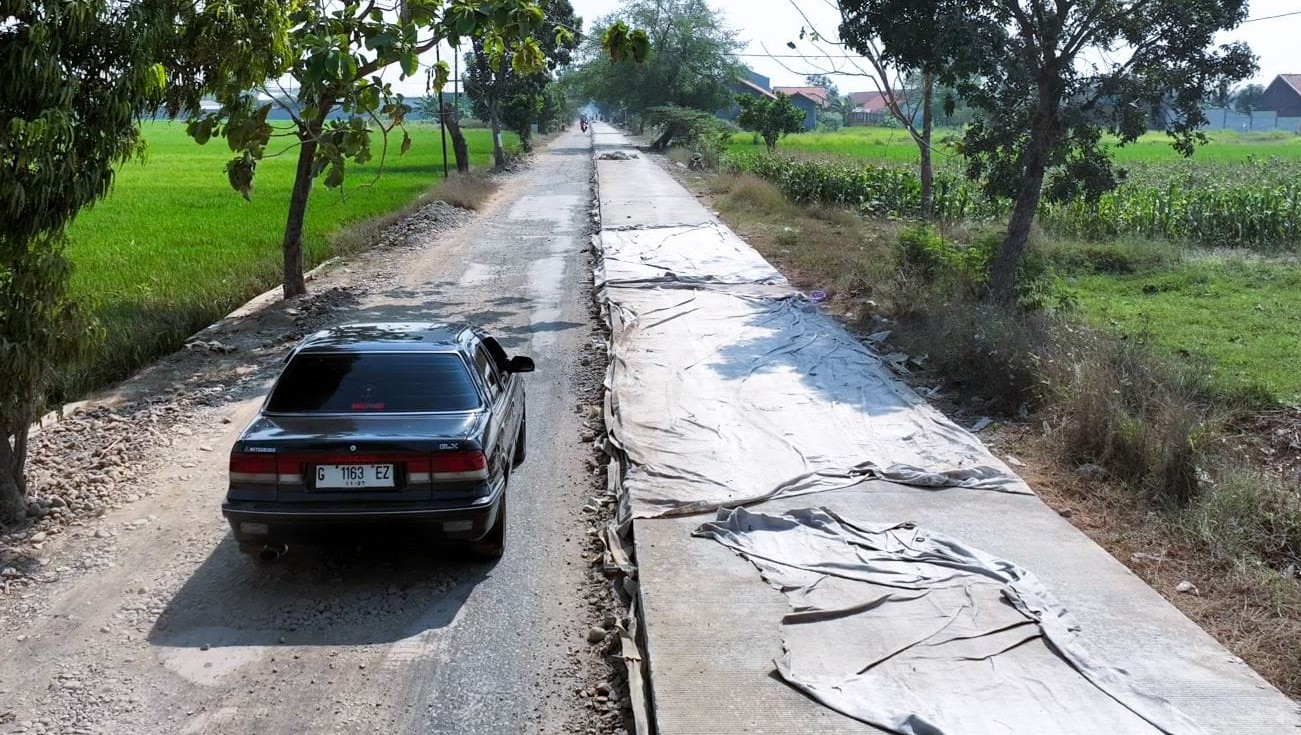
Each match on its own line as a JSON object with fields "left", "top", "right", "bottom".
{"left": 507, "top": 356, "right": 535, "bottom": 373}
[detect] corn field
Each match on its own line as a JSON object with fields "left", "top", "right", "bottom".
{"left": 722, "top": 152, "right": 1301, "bottom": 251}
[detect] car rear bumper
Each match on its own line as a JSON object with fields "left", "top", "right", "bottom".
{"left": 222, "top": 482, "right": 503, "bottom": 547}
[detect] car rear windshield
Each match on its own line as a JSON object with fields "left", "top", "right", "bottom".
{"left": 266, "top": 351, "right": 482, "bottom": 413}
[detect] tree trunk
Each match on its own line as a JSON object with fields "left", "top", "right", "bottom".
{"left": 990, "top": 102, "right": 1057, "bottom": 302}
{"left": 489, "top": 56, "right": 508, "bottom": 169}
{"left": 280, "top": 128, "right": 317, "bottom": 299}
{"left": 280, "top": 99, "right": 337, "bottom": 298}
{"left": 0, "top": 428, "right": 27, "bottom": 521}
{"left": 443, "top": 104, "right": 470, "bottom": 173}
{"left": 918, "top": 73, "right": 935, "bottom": 220}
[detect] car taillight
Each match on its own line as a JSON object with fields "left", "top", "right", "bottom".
{"left": 431, "top": 450, "right": 488, "bottom": 481}
{"left": 407, "top": 457, "right": 432, "bottom": 483}
{"left": 229, "top": 452, "right": 277, "bottom": 484}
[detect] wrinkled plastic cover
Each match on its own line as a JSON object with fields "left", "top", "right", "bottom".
{"left": 695, "top": 507, "right": 1209, "bottom": 735}
{"left": 598, "top": 222, "right": 1030, "bottom": 519}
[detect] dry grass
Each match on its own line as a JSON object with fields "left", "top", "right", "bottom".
{"left": 710, "top": 175, "right": 904, "bottom": 315}
{"left": 1044, "top": 330, "right": 1212, "bottom": 506}
{"left": 429, "top": 172, "right": 498, "bottom": 211}
{"left": 331, "top": 172, "right": 500, "bottom": 256}
{"left": 1007, "top": 429, "right": 1301, "bottom": 697}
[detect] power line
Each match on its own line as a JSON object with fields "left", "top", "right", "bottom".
{"left": 734, "top": 52, "right": 858, "bottom": 59}
{"left": 1242, "top": 9, "right": 1301, "bottom": 22}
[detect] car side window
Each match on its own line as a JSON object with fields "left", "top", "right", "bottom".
{"left": 482, "top": 337, "right": 511, "bottom": 373}
{"left": 474, "top": 346, "right": 503, "bottom": 400}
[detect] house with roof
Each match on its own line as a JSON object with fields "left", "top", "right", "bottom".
{"left": 1259, "top": 74, "right": 1301, "bottom": 117}
{"left": 720, "top": 69, "right": 778, "bottom": 122}
{"left": 846, "top": 90, "right": 896, "bottom": 126}
{"left": 771, "top": 86, "right": 831, "bottom": 130}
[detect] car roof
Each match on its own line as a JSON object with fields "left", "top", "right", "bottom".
{"left": 293, "top": 323, "right": 478, "bottom": 354}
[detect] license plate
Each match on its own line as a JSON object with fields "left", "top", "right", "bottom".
{"left": 314, "top": 464, "right": 395, "bottom": 489}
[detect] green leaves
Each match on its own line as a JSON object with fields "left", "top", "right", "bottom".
{"left": 601, "top": 21, "right": 650, "bottom": 63}
{"left": 224, "top": 153, "right": 256, "bottom": 200}
{"left": 735, "top": 93, "right": 805, "bottom": 152}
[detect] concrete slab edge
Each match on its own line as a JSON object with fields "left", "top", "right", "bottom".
{"left": 589, "top": 132, "right": 658, "bottom": 735}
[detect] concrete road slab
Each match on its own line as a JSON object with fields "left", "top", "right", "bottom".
{"left": 598, "top": 223, "right": 788, "bottom": 287}
{"left": 597, "top": 157, "right": 716, "bottom": 229}
{"left": 637, "top": 482, "right": 1301, "bottom": 733}
{"left": 588, "top": 120, "right": 1301, "bottom": 733}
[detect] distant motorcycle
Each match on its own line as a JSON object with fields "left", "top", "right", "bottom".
{"left": 579, "top": 116, "right": 589, "bottom": 132}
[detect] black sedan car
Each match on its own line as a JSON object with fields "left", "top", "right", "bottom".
{"left": 223, "top": 323, "right": 533, "bottom": 560}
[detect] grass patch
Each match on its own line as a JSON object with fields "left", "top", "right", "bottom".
{"left": 59, "top": 120, "right": 512, "bottom": 400}
{"left": 1179, "top": 469, "right": 1301, "bottom": 570}
{"left": 728, "top": 126, "right": 1301, "bottom": 166}
{"left": 1040, "top": 236, "right": 1181, "bottom": 275}
{"left": 1069, "top": 254, "right": 1301, "bottom": 404}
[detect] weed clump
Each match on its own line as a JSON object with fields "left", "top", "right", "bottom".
{"left": 433, "top": 173, "right": 497, "bottom": 211}
{"left": 1045, "top": 331, "right": 1210, "bottom": 505}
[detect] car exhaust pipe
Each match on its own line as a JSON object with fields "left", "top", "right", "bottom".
{"left": 257, "top": 543, "right": 288, "bottom": 562}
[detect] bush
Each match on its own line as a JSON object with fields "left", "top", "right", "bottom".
{"left": 890, "top": 283, "right": 1052, "bottom": 414}
{"left": 896, "top": 225, "right": 1071, "bottom": 311}
{"left": 1178, "top": 469, "right": 1301, "bottom": 569}
{"left": 1045, "top": 330, "right": 1212, "bottom": 506}
{"left": 644, "top": 105, "right": 737, "bottom": 154}
{"left": 1040, "top": 237, "right": 1181, "bottom": 275}
{"left": 720, "top": 175, "right": 789, "bottom": 214}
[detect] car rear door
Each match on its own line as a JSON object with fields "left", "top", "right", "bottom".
{"left": 471, "top": 343, "right": 513, "bottom": 479}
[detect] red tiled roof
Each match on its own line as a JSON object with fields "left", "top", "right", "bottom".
{"left": 772, "top": 86, "right": 831, "bottom": 106}
{"left": 847, "top": 90, "right": 901, "bottom": 113}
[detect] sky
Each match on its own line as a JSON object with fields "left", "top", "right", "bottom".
{"left": 563, "top": 0, "right": 1301, "bottom": 95}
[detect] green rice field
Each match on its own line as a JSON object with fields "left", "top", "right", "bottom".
{"left": 722, "top": 125, "right": 1301, "bottom": 403}
{"left": 59, "top": 120, "right": 509, "bottom": 399}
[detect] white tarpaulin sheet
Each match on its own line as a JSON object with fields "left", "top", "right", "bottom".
{"left": 597, "top": 223, "right": 789, "bottom": 287}
{"left": 602, "top": 281, "right": 1031, "bottom": 518}
{"left": 694, "top": 507, "right": 1208, "bottom": 735}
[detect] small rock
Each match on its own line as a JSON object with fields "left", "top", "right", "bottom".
{"left": 969, "top": 417, "right": 993, "bottom": 433}
{"left": 1175, "top": 580, "right": 1199, "bottom": 595}
{"left": 60, "top": 679, "right": 83, "bottom": 691}
{"left": 1058, "top": 508, "right": 1074, "bottom": 519}
{"left": 200, "top": 643, "right": 210, "bottom": 651}
{"left": 93, "top": 529, "right": 110, "bottom": 539}
{"left": 28, "top": 532, "right": 47, "bottom": 544}
{"left": 586, "top": 626, "right": 607, "bottom": 644}
{"left": 1076, "top": 463, "right": 1105, "bottom": 479}
{"left": 1004, "top": 455, "right": 1025, "bottom": 468}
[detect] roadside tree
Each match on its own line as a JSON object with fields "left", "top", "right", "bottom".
{"left": 736, "top": 93, "right": 805, "bottom": 152}
{"left": 838, "top": 0, "right": 1256, "bottom": 301}
{"left": 565, "top": 0, "right": 740, "bottom": 126}
{"left": 0, "top": 0, "right": 294, "bottom": 520}
{"left": 784, "top": 10, "right": 945, "bottom": 219}
{"left": 464, "top": 0, "right": 581, "bottom": 165}
{"left": 186, "top": 0, "right": 567, "bottom": 299}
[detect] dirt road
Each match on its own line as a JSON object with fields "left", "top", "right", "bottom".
{"left": 0, "top": 128, "right": 626, "bottom": 735}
